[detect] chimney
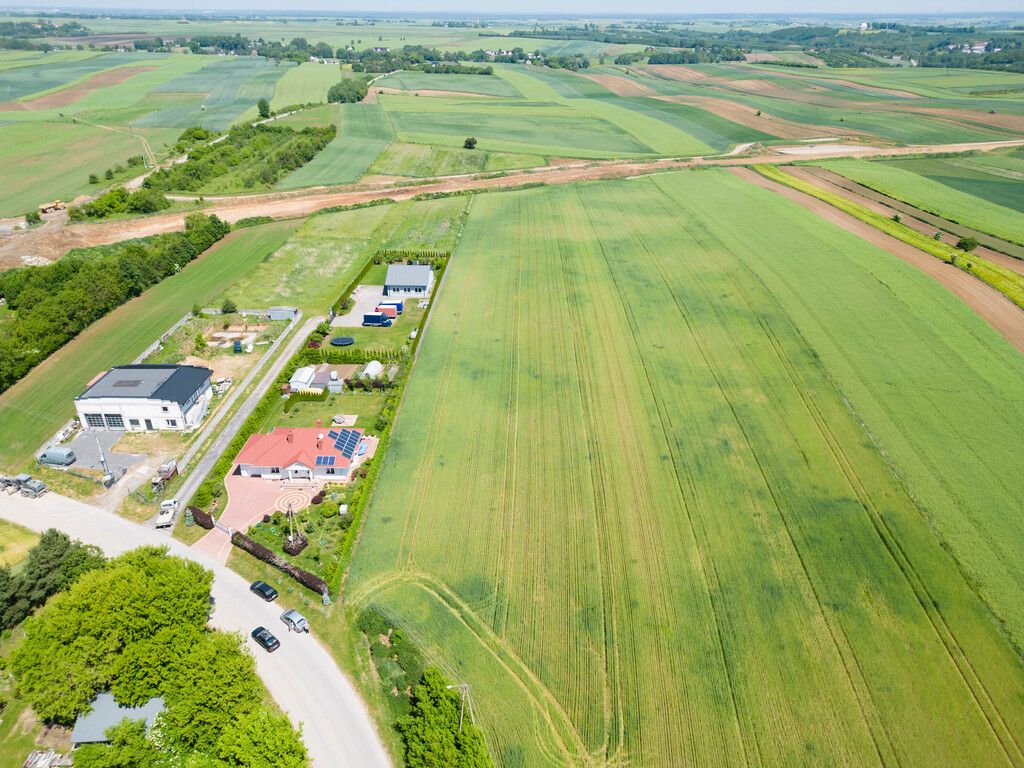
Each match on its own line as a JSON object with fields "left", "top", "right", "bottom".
{"left": 317, "top": 433, "right": 323, "bottom": 449}
{"left": 286, "top": 430, "right": 294, "bottom": 443}
{"left": 316, "top": 419, "right": 323, "bottom": 429}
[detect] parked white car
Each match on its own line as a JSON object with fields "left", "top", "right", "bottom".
{"left": 280, "top": 609, "right": 310, "bottom": 633}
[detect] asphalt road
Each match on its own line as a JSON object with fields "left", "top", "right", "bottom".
{"left": 0, "top": 492, "right": 392, "bottom": 768}
{"left": 169, "top": 314, "right": 322, "bottom": 515}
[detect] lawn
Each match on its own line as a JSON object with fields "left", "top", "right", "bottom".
{"left": 0, "top": 520, "right": 38, "bottom": 568}
{"left": 347, "top": 171, "right": 1024, "bottom": 768}
{"left": 0, "top": 220, "right": 299, "bottom": 471}
{"left": 820, "top": 157, "right": 1024, "bottom": 244}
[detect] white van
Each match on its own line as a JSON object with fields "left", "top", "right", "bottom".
{"left": 38, "top": 446, "right": 76, "bottom": 466}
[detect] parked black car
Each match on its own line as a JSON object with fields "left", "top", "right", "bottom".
{"left": 250, "top": 581, "right": 278, "bottom": 602}
{"left": 251, "top": 626, "right": 280, "bottom": 653}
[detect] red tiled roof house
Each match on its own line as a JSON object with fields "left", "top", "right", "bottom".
{"left": 234, "top": 427, "right": 371, "bottom": 482}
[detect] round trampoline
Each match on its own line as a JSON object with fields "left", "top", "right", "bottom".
{"left": 330, "top": 336, "right": 355, "bottom": 347}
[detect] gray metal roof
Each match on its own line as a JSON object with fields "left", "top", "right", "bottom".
{"left": 70, "top": 693, "right": 165, "bottom": 745}
{"left": 384, "top": 264, "right": 432, "bottom": 288}
{"left": 77, "top": 365, "right": 211, "bottom": 406}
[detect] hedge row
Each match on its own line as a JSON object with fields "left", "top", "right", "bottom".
{"left": 310, "top": 197, "right": 394, "bottom": 220}
{"left": 189, "top": 506, "right": 214, "bottom": 530}
{"left": 231, "top": 531, "right": 329, "bottom": 596}
{"left": 411, "top": 181, "right": 546, "bottom": 202}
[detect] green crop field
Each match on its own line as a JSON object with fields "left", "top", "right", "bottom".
{"left": 0, "top": 121, "right": 156, "bottom": 216}
{"left": 820, "top": 157, "right": 1024, "bottom": 244}
{"left": 348, "top": 171, "right": 1024, "bottom": 768}
{"left": 138, "top": 56, "right": 287, "bottom": 130}
{"left": 376, "top": 70, "right": 521, "bottom": 97}
{"left": 278, "top": 102, "right": 394, "bottom": 188}
{"left": 0, "top": 51, "right": 158, "bottom": 101}
{"left": 367, "top": 141, "right": 545, "bottom": 177}
{"left": 0, "top": 221, "right": 299, "bottom": 471}
{"left": 871, "top": 154, "right": 1024, "bottom": 214}
{"left": 382, "top": 93, "right": 652, "bottom": 158}
{"left": 270, "top": 61, "right": 341, "bottom": 108}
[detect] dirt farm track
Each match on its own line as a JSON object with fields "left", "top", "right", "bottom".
{"left": 1, "top": 138, "right": 1022, "bottom": 269}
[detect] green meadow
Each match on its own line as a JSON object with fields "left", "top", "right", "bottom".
{"left": 349, "top": 170, "right": 1024, "bottom": 768}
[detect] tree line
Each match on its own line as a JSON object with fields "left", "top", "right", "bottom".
{"left": 144, "top": 123, "right": 336, "bottom": 192}
{"left": 68, "top": 186, "right": 171, "bottom": 221}
{"left": 0, "top": 213, "right": 230, "bottom": 394}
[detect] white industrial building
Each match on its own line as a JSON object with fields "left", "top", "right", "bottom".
{"left": 383, "top": 264, "right": 434, "bottom": 297}
{"left": 75, "top": 365, "right": 213, "bottom": 432}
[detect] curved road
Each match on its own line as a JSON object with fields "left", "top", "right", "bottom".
{"left": 0, "top": 492, "right": 392, "bottom": 768}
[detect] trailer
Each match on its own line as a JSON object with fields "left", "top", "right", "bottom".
{"left": 362, "top": 312, "right": 393, "bottom": 327}
{"left": 377, "top": 299, "right": 404, "bottom": 314}
{"left": 374, "top": 305, "right": 398, "bottom": 319}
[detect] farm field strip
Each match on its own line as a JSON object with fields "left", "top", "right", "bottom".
{"left": 349, "top": 171, "right": 1024, "bottom": 768}
{"left": 278, "top": 102, "right": 394, "bottom": 188}
{"left": 0, "top": 51, "right": 159, "bottom": 102}
{"left": 797, "top": 164, "right": 1024, "bottom": 261}
{"left": 269, "top": 61, "right": 340, "bottom": 109}
{"left": 818, "top": 158, "right": 1024, "bottom": 246}
{"left": 0, "top": 220, "right": 299, "bottom": 471}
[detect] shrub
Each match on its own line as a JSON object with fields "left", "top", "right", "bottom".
{"left": 463, "top": 137, "right": 478, "bottom": 150}
{"left": 956, "top": 236, "right": 978, "bottom": 252}
{"left": 24, "top": 210, "right": 41, "bottom": 225}
{"left": 234, "top": 215, "right": 274, "bottom": 229}
{"left": 327, "top": 78, "right": 368, "bottom": 103}
{"left": 88, "top": 173, "right": 99, "bottom": 184}
{"left": 230, "top": 532, "right": 329, "bottom": 595}
{"left": 221, "top": 298, "right": 237, "bottom": 314}
{"left": 190, "top": 506, "right": 215, "bottom": 530}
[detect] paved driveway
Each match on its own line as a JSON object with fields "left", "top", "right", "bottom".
{"left": 194, "top": 475, "right": 318, "bottom": 564}
{"left": 0, "top": 492, "right": 391, "bottom": 768}
{"left": 64, "top": 431, "right": 145, "bottom": 474}
{"left": 332, "top": 285, "right": 385, "bottom": 328}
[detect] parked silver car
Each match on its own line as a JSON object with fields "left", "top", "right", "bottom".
{"left": 280, "top": 609, "right": 309, "bottom": 633}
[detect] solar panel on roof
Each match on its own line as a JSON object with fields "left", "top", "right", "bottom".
{"left": 315, "top": 455, "right": 336, "bottom": 467}
{"left": 327, "top": 430, "right": 339, "bottom": 440}
{"left": 333, "top": 428, "right": 360, "bottom": 459}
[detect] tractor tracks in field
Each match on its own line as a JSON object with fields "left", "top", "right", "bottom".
{"left": 577, "top": 186, "right": 754, "bottom": 767}
{"left": 702, "top": 185, "right": 1024, "bottom": 764}
{"left": 347, "top": 568, "right": 601, "bottom": 768}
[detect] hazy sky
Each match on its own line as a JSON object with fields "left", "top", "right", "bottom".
{"left": 6, "top": 1, "right": 1022, "bottom": 15}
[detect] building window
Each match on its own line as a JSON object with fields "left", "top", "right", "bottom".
{"left": 326, "top": 468, "right": 336, "bottom": 475}
{"left": 167, "top": 419, "right": 177, "bottom": 428}
{"left": 129, "top": 419, "right": 140, "bottom": 427}
{"left": 105, "top": 414, "right": 124, "bottom": 429}
{"left": 84, "top": 413, "right": 105, "bottom": 428}
{"left": 270, "top": 467, "right": 280, "bottom": 474}
{"left": 161, "top": 406, "right": 169, "bottom": 413}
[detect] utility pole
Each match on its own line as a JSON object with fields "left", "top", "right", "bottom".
{"left": 446, "top": 683, "right": 476, "bottom": 731}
